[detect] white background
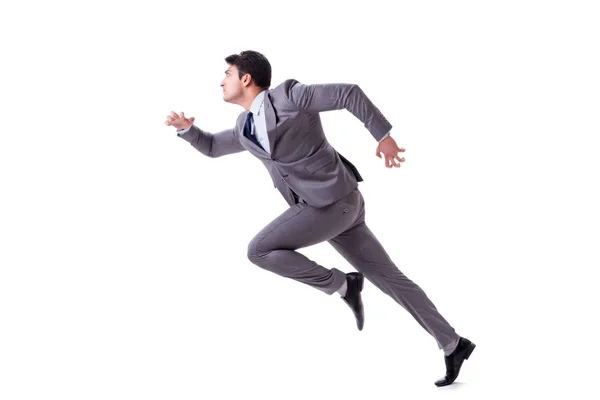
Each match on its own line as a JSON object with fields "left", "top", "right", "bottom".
{"left": 1, "top": 0, "right": 599, "bottom": 398}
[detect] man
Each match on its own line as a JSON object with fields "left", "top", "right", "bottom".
{"left": 164, "top": 50, "right": 475, "bottom": 386}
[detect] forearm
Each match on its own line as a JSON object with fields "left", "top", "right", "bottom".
{"left": 329, "top": 84, "right": 392, "bottom": 141}
{"left": 177, "top": 125, "right": 245, "bottom": 158}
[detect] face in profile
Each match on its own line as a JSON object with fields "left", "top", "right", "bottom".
{"left": 221, "top": 65, "right": 245, "bottom": 104}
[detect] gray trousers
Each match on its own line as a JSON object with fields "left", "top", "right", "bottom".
{"left": 247, "top": 188, "right": 459, "bottom": 351}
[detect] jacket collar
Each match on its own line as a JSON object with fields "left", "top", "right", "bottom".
{"left": 263, "top": 90, "right": 277, "bottom": 154}
{"left": 240, "top": 89, "right": 277, "bottom": 156}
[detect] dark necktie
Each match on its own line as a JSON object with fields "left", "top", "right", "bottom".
{"left": 243, "top": 112, "right": 264, "bottom": 151}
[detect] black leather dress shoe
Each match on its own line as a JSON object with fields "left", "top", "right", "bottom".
{"left": 435, "top": 337, "right": 476, "bottom": 387}
{"left": 341, "top": 272, "right": 365, "bottom": 331}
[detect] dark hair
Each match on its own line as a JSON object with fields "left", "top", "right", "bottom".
{"left": 225, "top": 50, "right": 272, "bottom": 89}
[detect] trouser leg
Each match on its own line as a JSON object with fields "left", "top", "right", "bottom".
{"left": 246, "top": 190, "right": 362, "bottom": 295}
{"left": 327, "top": 194, "right": 460, "bottom": 350}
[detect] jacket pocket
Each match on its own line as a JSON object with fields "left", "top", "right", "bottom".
{"left": 306, "top": 154, "right": 333, "bottom": 174}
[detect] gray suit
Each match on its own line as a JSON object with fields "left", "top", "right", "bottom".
{"left": 177, "top": 79, "right": 460, "bottom": 351}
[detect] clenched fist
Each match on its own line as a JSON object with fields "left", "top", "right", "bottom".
{"left": 164, "top": 111, "right": 195, "bottom": 131}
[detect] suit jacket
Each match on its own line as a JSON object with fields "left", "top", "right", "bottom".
{"left": 178, "top": 79, "right": 392, "bottom": 208}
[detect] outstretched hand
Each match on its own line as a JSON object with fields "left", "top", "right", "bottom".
{"left": 375, "top": 136, "right": 405, "bottom": 168}
{"left": 164, "top": 111, "right": 195, "bottom": 130}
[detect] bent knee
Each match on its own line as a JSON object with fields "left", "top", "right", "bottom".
{"left": 247, "top": 236, "right": 267, "bottom": 263}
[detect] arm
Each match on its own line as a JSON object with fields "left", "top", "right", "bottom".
{"left": 284, "top": 79, "right": 393, "bottom": 142}
{"left": 177, "top": 124, "right": 245, "bottom": 158}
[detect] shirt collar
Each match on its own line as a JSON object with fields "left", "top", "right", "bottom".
{"left": 250, "top": 90, "right": 266, "bottom": 115}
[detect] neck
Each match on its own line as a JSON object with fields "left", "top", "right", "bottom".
{"left": 240, "top": 87, "right": 263, "bottom": 111}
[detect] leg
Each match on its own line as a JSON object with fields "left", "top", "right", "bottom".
{"left": 247, "top": 190, "right": 362, "bottom": 295}
{"left": 328, "top": 216, "right": 460, "bottom": 351}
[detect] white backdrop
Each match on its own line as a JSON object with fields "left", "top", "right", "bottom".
{"left": 1, "top": 1, "right": 599, "bottom": 399}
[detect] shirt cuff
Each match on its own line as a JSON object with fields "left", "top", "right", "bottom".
{"left": 378, "top": 131, "right": 391, "bottom": 142}
{"left": 177, "top": 126, "right": 192, "bottom": 135}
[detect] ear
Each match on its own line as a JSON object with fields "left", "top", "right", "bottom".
{"left": 242, "top": 73, "right": 252, "bottom": 87}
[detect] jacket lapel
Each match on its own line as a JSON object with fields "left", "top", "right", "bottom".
{"left": 264, "top": 91, "right": 277, "bottom": 154}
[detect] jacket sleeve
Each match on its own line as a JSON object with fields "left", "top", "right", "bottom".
{"left": 177, "top": 124, "right": 245, "bottom": 158}
{"left": 283, "top": 79, "right": 393, "bottom": 142}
